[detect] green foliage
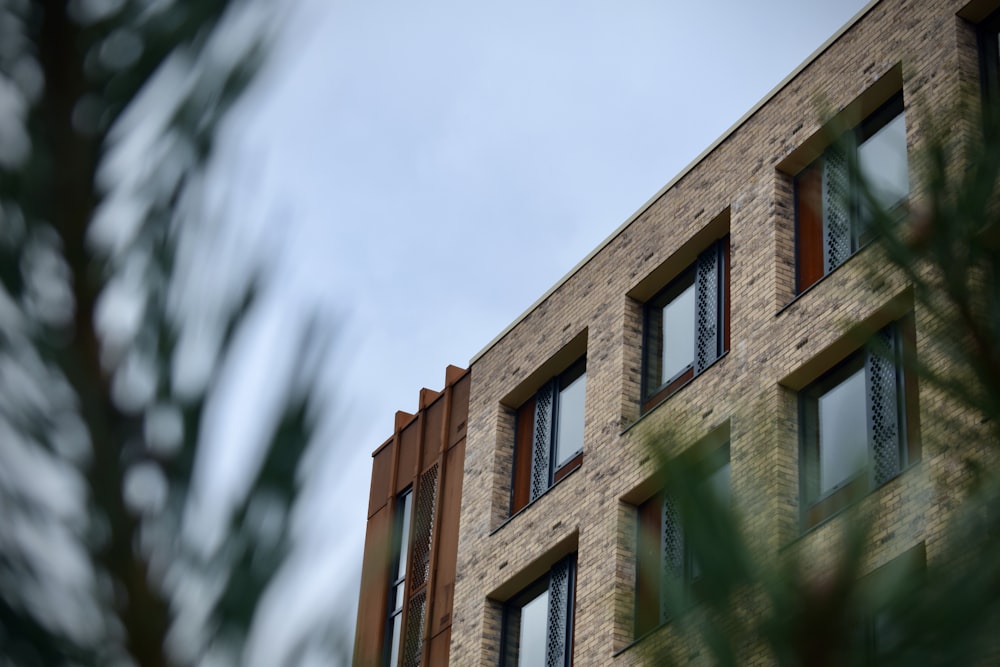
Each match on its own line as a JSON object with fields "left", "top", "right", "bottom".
{"left": 0, "top": 1, "right": 333, "bottom": 665}
{"left": 642, "top": 100, "right": 1000, "bottom": 665}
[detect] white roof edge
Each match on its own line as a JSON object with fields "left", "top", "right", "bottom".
{"left": 470, "top": 0, "right": 881, "bottom": 365}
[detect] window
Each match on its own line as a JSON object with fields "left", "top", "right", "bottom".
{"left": 855, "top": 544, "right": 924, "bottom": 664}
{"left": 634, "top": 449, "right": 730, "bottom": 637}
{"left": 642, "top": 238, "right": 729, "bottom": 411}
{"left": 978, "top": 8, "right": 1000, "bottom": 134}
{"left": 384, "top": 489, "right": 412, "bottom": 667}
{"left": 501, "top": 556, "right": 576, "bottom": 667}
{"left": 795, "top": 94, "right": 909, "bottom": 293}
{"left": 799, "top": 321, "right": 918, "bottom": 528}
{"left": 511, "top": 359, "right": 586, "bottom": 514}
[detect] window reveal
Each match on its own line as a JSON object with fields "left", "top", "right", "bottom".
{"left": 642, "top": 237, "right": 730, "bottom": 412}
{"left": 501, "top": 556, "right": 576, "bottom": 667}
{"left": 511, "top": 359, "right": 586, "bottom": 514}
{"left": 795, "top": 94, "right": 908, "bottom": 293}
{"left": 634, "top": 451, "right": 731, "bottom": 637}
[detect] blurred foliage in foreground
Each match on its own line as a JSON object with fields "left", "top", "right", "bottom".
{"left": 0, "top": 1, "right": 340, "bottom": 665}
{"left": 641, "top": 101, "right": 1000, "bottom": 665}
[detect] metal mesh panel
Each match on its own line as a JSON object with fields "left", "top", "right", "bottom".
{"left": 823, "top": 142, "right": 852, "bottom": 273}
{"left": 530, "top": 382, "right": 555, "bottom": 501}
{"left": 545, "top": 559, "right": 570, "bottom": 667}
{"left": 409, "top": 464, "right": 438, "bottom": 590}
{"left": 661, "top": 496, "right": 683, "bottom": 578}
{"left": 660, "top": 495, "right": 683, "bottom": 622}
{"left": 694, "top": 244, "right": 720, "bottom": 374}
{"left": 868, "top": 328, "right": 901, "bottom": 485}
{"left": 401, "top": 589, "right": 426, "bottom": 667}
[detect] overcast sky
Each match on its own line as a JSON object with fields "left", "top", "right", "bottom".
{"left": 195, "top": 0, "right": 873, "bottom": 660}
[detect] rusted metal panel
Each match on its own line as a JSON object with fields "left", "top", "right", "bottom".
{"left": 369, "top": 441, "right": 394, "bottom": 519}
{"left": 396, "top": 419, "right": 419, "bottom": 494}
{"left": 448, "top": 372, "right": 470, "bottom": 447}
{"left": 426, "top": 625, "right": 451, "bottom": 666}
{"left": 430, "top": 438, "right": 465, "bottom": 639}
{"left": 422, "top": 398, "right": 444, "bottom": 473}
{"left": 353, "top": 504, "right": 392, "bottom": 666}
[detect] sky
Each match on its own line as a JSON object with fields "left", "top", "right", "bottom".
{"left": 193, "top": 0, "right": 873, "bottom": 660}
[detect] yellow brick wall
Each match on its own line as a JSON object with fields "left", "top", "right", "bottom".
{"left": 450, "top": 0, "right": 997, "bottom": 664}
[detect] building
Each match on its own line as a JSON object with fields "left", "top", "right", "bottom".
{"left": 354, "top": 367, "right": 470, "bottom": 666}
{"left": 355, "top": 0, "right": 1000, "bottom": 663}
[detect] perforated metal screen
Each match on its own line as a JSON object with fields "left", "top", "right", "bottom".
{"left": 868, "top": 327, "right": 901, "bottom": 485}
{"left": 530, "top": 382, "right": 555, "bottom": 501}
{"left": 823, "top": 142, "right": 852, "bottom": 273}
{"left": 409, "top": 464, "right": 438, "bottom": 590}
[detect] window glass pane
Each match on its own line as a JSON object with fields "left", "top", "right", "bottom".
{"left": 690, "top": 461, "right": 730, "bottom": 580}
{"left": 396, "top": 491, "right": 412, "bottom": 581}
{"left": 517, "top": 589, "right": 549, "bottom": 667}
{"left": 660, "top": 282, "right": 695, "bottom": 384}
{"left": 554, "top": 372, "right": 586, "bottom": 467}
{"left": 705, "top": 461, "right": 731, "bottom": 505}
{"left": 858, "top": 112, "right": 908, "bottom": 210}
{"left": 818, "top": 368, "right": 868, "bottom": 493}
{"left": 388, "top": 612, "right": 403, "bottom": 667}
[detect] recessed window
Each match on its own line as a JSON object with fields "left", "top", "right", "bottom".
{"left": 501, "top": 556, "right": 576, "bottom": 666}
{"left": 978, "top": 8, "right": 1000, "bottom": 133}
{"left": 511, "top": 359, "right": 586, "bottom": 514}
{"left": 634, "top": 448, "right": 730, "bottom": 637}
{"left": 795, "top": 94, "right": 908, "bottom": 293}
{"left": 642, "top": 238, "right": 729, "bottom": 412}
{"left": 799, "top": 321, "right": 919, "bottom": 528}
{"left": 384, "top": 489, "right": 412, "bottom": 667}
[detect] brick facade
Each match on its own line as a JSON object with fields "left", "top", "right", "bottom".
{"left": 450, "top": 0, "right": 996, "bottom": 664}
{"left": 358, "top": 0, "right": 999, "bottom": 664}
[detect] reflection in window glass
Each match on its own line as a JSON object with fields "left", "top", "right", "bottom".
{"left": 396, "top": 491, "right": 412, "bottom": 580}
{"left": 690, "top": 460, "right": 731, "bottom": 581}
{"left": 660, "top": 282, "right": 696, "bottom": 384}
{"left": 554, "top": 372, "right": 586, "bottom": 467}
{"left": 517, "top": 589, "right": 549, "bottom": 667}
{"left": 385, "top": 489, "right": 412, "bottom": 667}
{"left": 388, "top": 614, "right": 402, "bottom": 667}
{"left": 818, "top": 368, "right": 868, "bottom": 494}
{"left": 859, "top": 112, "right": 908, "bottom": 209}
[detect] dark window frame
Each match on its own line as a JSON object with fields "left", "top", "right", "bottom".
{"left": 500, "top": 555, "right": 577, "bottom": 667}
{"left": 510, "top": 358, "right": 587, "bottom": 514}
{"left": 978, "top": 7, "right": 1000, "bottom": 135}
{"left": 641, "top": 237, "right": 730, "bottom": 413}
{"left": 799, "top": 319, "right": 919, "bottom": 529}
{"left": 383, "top": 488, "right": 413, "bottom": 667}
{"left": 794, "top": 93, "right": 908, "bottom": 293}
